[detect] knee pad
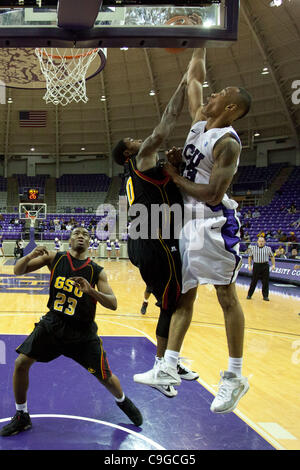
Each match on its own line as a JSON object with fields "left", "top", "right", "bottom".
{"left": 156, "top": 309, "right": 172, "bottom": 339}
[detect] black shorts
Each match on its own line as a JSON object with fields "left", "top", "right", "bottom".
{"left": 128, "top": 236, "right": 182, "bottom": 314}
{"left": 16, "top": 313, "right": 112, "bottom": 382}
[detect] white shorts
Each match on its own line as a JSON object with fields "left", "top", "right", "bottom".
{"left": 180, "top": 207, "right": 242, "bottom": 293}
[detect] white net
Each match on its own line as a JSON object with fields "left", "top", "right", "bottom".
{"left": 35, "top": 48, "right": 105, "bottom": 106}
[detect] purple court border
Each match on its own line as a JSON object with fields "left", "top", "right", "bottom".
{"left": 0, "top": 334, "right": 276, "bottom": 450}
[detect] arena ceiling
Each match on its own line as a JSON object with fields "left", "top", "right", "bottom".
{"left": 0, "top": 0, "right": 299, "bottom": 161}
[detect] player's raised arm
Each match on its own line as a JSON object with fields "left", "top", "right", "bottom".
{"left": 136, "top": 73, "right": 187, "bottom": 168}
{"left": 187, "top": 48, "right": 207, "bottom": 124}
{"left": 14, "top": 246, "right": 55, "bottom": 275}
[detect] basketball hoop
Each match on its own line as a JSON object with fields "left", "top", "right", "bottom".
{"left": 25, "top": 210, "right": 37, "bottom": 227}
{"left": 35, "top": 47, "right": 107, "bottom": 106}
{"left": 29, "top": 215, "right": 36, "bottom": 228}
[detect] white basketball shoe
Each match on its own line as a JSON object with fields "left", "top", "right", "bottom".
{"left": 210, "top": 371, "right": 249, "bottom": 414}
{"left": 133, "top": 357, "right": 181, "bottom": 387}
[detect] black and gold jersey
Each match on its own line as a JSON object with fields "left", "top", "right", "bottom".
{"left": 47, "top": 251, "right": 103, "bottom": 324}
{"left": 124, "top": 156, "right": 183, "bottom": 238}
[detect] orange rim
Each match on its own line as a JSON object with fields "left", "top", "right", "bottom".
{"left": 165, "top": 16, "right": 190, "bottom": 26}
{"left": 36, "top": 48, "right": 99, "bottom": 61}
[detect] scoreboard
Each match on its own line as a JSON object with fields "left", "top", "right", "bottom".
{"left": 27, "top": 188, "right": 40, "bottom": 201}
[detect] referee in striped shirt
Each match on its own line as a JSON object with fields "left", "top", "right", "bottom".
{"left": 247, "top": 237, "right": 275, "bottom": 301}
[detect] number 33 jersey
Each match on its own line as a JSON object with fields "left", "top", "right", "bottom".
{"left": 47, "top": 251, "right": 103, "bottom": 324}
{"left": 182, "top": 121, "right": 241, "bottom": 214}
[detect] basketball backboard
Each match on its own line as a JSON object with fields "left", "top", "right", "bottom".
{"left": 0, "top": 1, "right": 239, "bottom": 48}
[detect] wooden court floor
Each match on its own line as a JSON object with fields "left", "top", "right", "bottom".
{"left": 0, "top": 257, "right": 299, "bottom": 450}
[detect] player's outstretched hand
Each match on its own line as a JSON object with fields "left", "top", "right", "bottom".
{"left": 165, "top": 147, "right": 183, "bottom": 168}
{"left": 187, "top": 13, "right": 203, "bottom": 26}
{"left": 28, "top": 246, "right": 49, "bottom": 260}
{"left": 70, "top": 276, "right": 91, "bottom": 295}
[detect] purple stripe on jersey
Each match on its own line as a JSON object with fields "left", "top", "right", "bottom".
{"left": 221, "top": 207, "right": 242, "bottom": 283}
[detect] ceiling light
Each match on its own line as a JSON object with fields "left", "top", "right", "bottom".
{"left": 30, "top": 147, "right": 35, "bottom": 151}
{"left": 120, "top": 47, "right": 128, "bottom": 51}
{"left": 149, "top": 90, "right": 156, "bottom": 96}
{"left": 261, "top": 67, "right": 270, "bottom": 75}
{"left": 270, "top": 0, "right": 282, "bottom": 6}
{"left": 203, "top": 81, "right": 209, "bottom": 88}
{"left": 7, "top": 97, "right": 13, "bottom": 104}
{"left": 254, "top": 132, "right": 260, "bottom": 137}
{"left": 81, "top": 147, "right": 85, "bottom": 151}
{"left": 100, "top": 95, "right": 106, "bottom": 101}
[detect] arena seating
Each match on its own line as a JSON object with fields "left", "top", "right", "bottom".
{"left": 239, "top": 166, "right": 300, "bottom": 251}
{"left": 56, "top": 174, "right": 111, "bottom": 212}
{"left": 232, "top": 163, "right": 286, "bottom": 195}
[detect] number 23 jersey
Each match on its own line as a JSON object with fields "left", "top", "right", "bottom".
{"left": 47, "top": 251, "right": 103, "bottom": 324}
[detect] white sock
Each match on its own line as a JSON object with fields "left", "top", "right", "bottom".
{"left": 143, "top": 299, "right": 149, "bottom": 303}
{"left": 16, "top": 402, "right": 28, "bottom": 413}
{"left": 228, "top": 357, "right": 243, "bottom": 377}
{"left": 164, "top": 350, "right": 179, "bottom": 369}
{"left": 115, "top": 393, "right": 125, "bottom": 403}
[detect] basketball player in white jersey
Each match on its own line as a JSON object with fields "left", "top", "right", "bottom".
{"left": 134, "top": 47, "right": 252, "bottom": 414}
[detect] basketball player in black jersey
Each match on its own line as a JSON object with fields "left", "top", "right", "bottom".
{"left": 0, "top": 227, "right": 142, "bottom": 437}
{"left": 112, "top": 74, "right": 199, "bottom": 398}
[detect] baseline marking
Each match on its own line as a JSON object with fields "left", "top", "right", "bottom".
{"left": 0, "top": 414, "right": 165, "bottom": 450}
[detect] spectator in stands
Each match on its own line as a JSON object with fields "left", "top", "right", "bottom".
{"left": 49, "top": 219, "right": 55, "bottom": 232}
{"left": 288, "top": 202, "right": 297, "bottom": 214}
{"left": 275, "top": 246, "right": 287, "bottom": 259}
{"left": 275, "top": 229, "right": 282, "bottom": 240}
{"left": 66, "top": 221, "right": 72, "bottom": 231}
{"left": 243, "top": 231, "right": 251, "bottom": 243}
{"left": 265, "top": 231, "right": 272, "bottom": 240}
{"left": 54, "top": 219, "right": 60, "bottom": 232}
{"left": 244, "top": 210, "right": 252, "bottom": 219}
{"left": 252, "top": 209, "right": 260, "bottom": 218}
{"left": 257, "top": 231, "right": 265, "bottom": 238}
{"left": 287, "top": 232, "right": 298, "bottom": 251}
{"left": 275, "top": 229, "right": 287, "bottom": 242}
{"left": 290, "top": 248, "right": 300, "bottom": 260}
{"left": 14, "top": 218, "right": 20, "bottom": 225}
{"left": 0, "top": 214, "right": 3, "bottom": 222}
{"left": 279, "top": 232, "right": 288, "bottom": 243}
{"left": 10, "top": 217, "right": 15, "bottom": 224}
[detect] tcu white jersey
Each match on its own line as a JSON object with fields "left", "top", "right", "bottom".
{"left": 182, "top": 121, "right": 241, "bottom": 215}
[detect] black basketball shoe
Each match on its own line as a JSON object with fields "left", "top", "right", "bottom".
{"left": 0, "top": 411, "right": 32, "bottom": 437}
{"left": 116, "top": 396, "right": 143, "bottom": 426}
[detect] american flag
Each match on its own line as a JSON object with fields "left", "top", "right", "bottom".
{"left": 19, "top": 111, "right": 47, "bottom": 128}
